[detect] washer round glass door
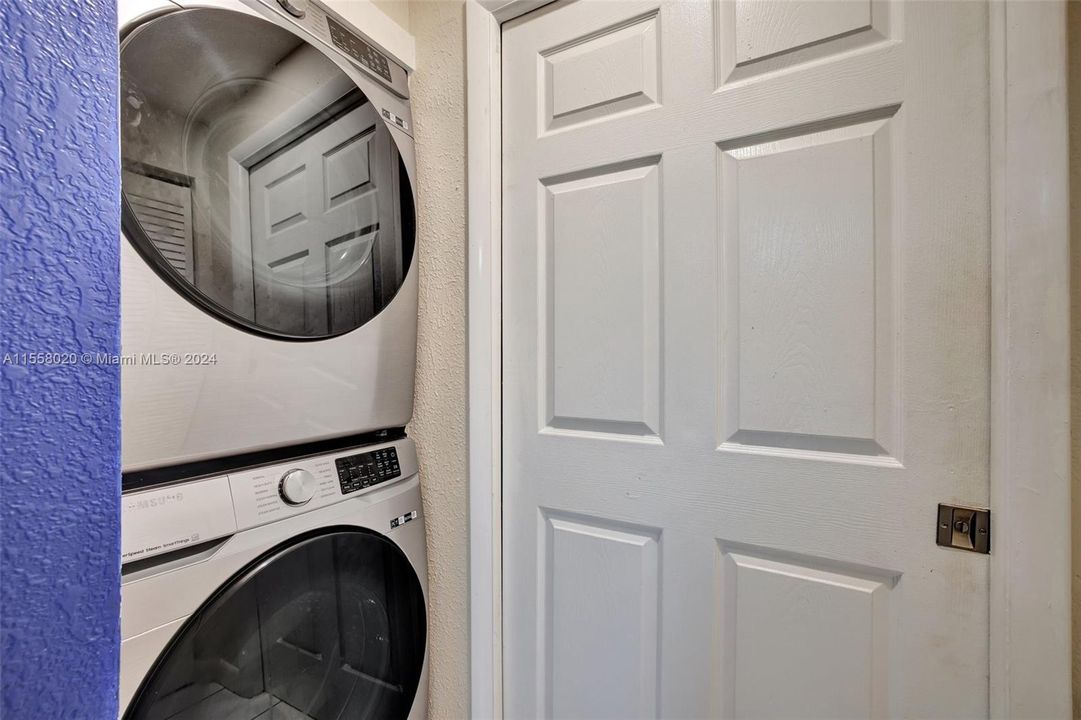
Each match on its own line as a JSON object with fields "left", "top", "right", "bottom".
{"left": 125, "top": 529, "right": 427, "bottom": 720}
{"left": 120, "top": 8, "right": 415, "bottom": 340}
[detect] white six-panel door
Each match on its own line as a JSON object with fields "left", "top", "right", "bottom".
{"left": 502, "top": 1, "right": 992, "bottom": 717}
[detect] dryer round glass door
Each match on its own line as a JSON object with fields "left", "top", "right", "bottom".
{"left": 125, "top": 529, "right": 427, "bottom": 720}
{"left": 120, "top": 8, "right": 415, "bottom": 340}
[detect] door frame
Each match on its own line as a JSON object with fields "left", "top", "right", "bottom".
{"left": 464, "top": 1, "right": 1072, "bottom": 717}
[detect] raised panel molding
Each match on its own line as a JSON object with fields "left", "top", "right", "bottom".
{"left": 715, "top": 542, "right": 898, "bottom": 718}
{"left": 539, "top": 10, "right": 660, "bottom": 135}
{"left": 717, "top": 108, "right": 900, "bottom": 463}
{"left": 265, "top": 164, "right": 308, "bottom": 234}
{"left": 539, "top": 157, "right": 663, "bottom": 442}
{"left": 323, "top": 129, "right": 373, "bottom": 209}
{"left": 540, "top": 511, "right": 661, "bottom": 719}
{"left": 715, "top": 0, "right": 891, "bottom": 86}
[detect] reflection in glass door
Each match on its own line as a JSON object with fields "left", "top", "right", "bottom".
{"left": 120, "top": 8, "right": 415, "bottom": 340}
{"left": 125, "top": 530, "right": 426, "bottom": 720}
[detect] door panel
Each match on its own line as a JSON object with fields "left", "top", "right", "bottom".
{"left": 717, "top": 546, "right": 894, "bottom": 719}
{"left": 503, "top": 1, "right": 990, "bottom": 718}
{"left": 720, "top": 113, "right": 898, "bottom": 457}
{"left": 542, "top": 158, "right": 662, "bottom": 438}
{"left": 540, "top": 10, "right": 661, "bottom": 133}
{"left": 541, "top": 512, "right": 661, "bottom": 720}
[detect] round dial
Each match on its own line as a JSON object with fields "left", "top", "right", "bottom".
{"left": 279, "top": 468, "right": 316, "bottom": 506}
{"left": 276, "top": 0, "right": 308, "bottom": 18}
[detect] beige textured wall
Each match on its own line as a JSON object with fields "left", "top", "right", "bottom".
{"left": 405, "top": 2, "right": 470, "bottom": 719}
{"left": 1071, "top": 3, "right": 1081, "bottom": 714}
{"left": 364, "top": 3, "right": 469, "bottom": 716}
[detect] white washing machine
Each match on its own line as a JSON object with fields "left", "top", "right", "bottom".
{"left": 119, "top": 0, "right": 418, "bottom": 472}
{"left": 120, "top": 438, "right": 428, "bottom": 719}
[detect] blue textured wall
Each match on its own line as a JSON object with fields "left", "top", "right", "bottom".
{"left": 0, "top": 1, "right": 121, "bottom": 717}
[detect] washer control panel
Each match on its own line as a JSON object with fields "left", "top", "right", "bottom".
{"left": 123, "top": 438, "right": 419, "bottom": 563}
{"left": 335, "top": 447, "right": 401, "bottom": 495}
{"left": 220, "top": 439, "right": 415, "bottom": 533}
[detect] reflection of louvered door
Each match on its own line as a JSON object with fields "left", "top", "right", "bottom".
{"left": 503, "top": 2, "right": 994, "bottom": 719}
{"left": 123, "top": 170, "right": 194, "bottom": 281}
{"left": 249, "top": 103, "right": 400, "bottom": 337}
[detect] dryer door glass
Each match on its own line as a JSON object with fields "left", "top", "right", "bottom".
{"left": 124, "top": 529, "right": 427, "bottom": 720}
{"left": 120, "top": 8, "right": 415, "bottom": 340}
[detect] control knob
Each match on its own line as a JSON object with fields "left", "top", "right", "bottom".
{"left": 276, "top": 0, "right": 308, "bottom": 18}
{"left": 279, "top": 468, "right": 316, "bottom": 506}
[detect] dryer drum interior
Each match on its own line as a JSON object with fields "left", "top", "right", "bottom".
{"left": 120, "top": 7, "right": 416, "bottom": 341}
{"left": 125, "top": 528, "right": 427, "bottom": 720}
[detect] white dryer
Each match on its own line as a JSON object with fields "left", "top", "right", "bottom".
{"left": 120, "top": 438, "right": 428, "bottom": 719}
{"left": 119, "top": 0, "right": 418, "bottom": 471}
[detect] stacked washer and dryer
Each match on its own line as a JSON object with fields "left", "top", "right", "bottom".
{"left": 117, "top": 1, "right": 427, "bottom": 718}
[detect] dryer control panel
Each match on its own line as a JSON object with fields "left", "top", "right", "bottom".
{"left": 327, "top": 16, "right": 392, "bottom": 83}
{"left": 254, "top": 0, "right": 410, "bottom": 98}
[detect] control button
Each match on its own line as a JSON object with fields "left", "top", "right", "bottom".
{"left": 276, "top": 0, "right": 307, "bottom": 17}
{"left": 279, "top": 468, "right": 316, "bottom": 506}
